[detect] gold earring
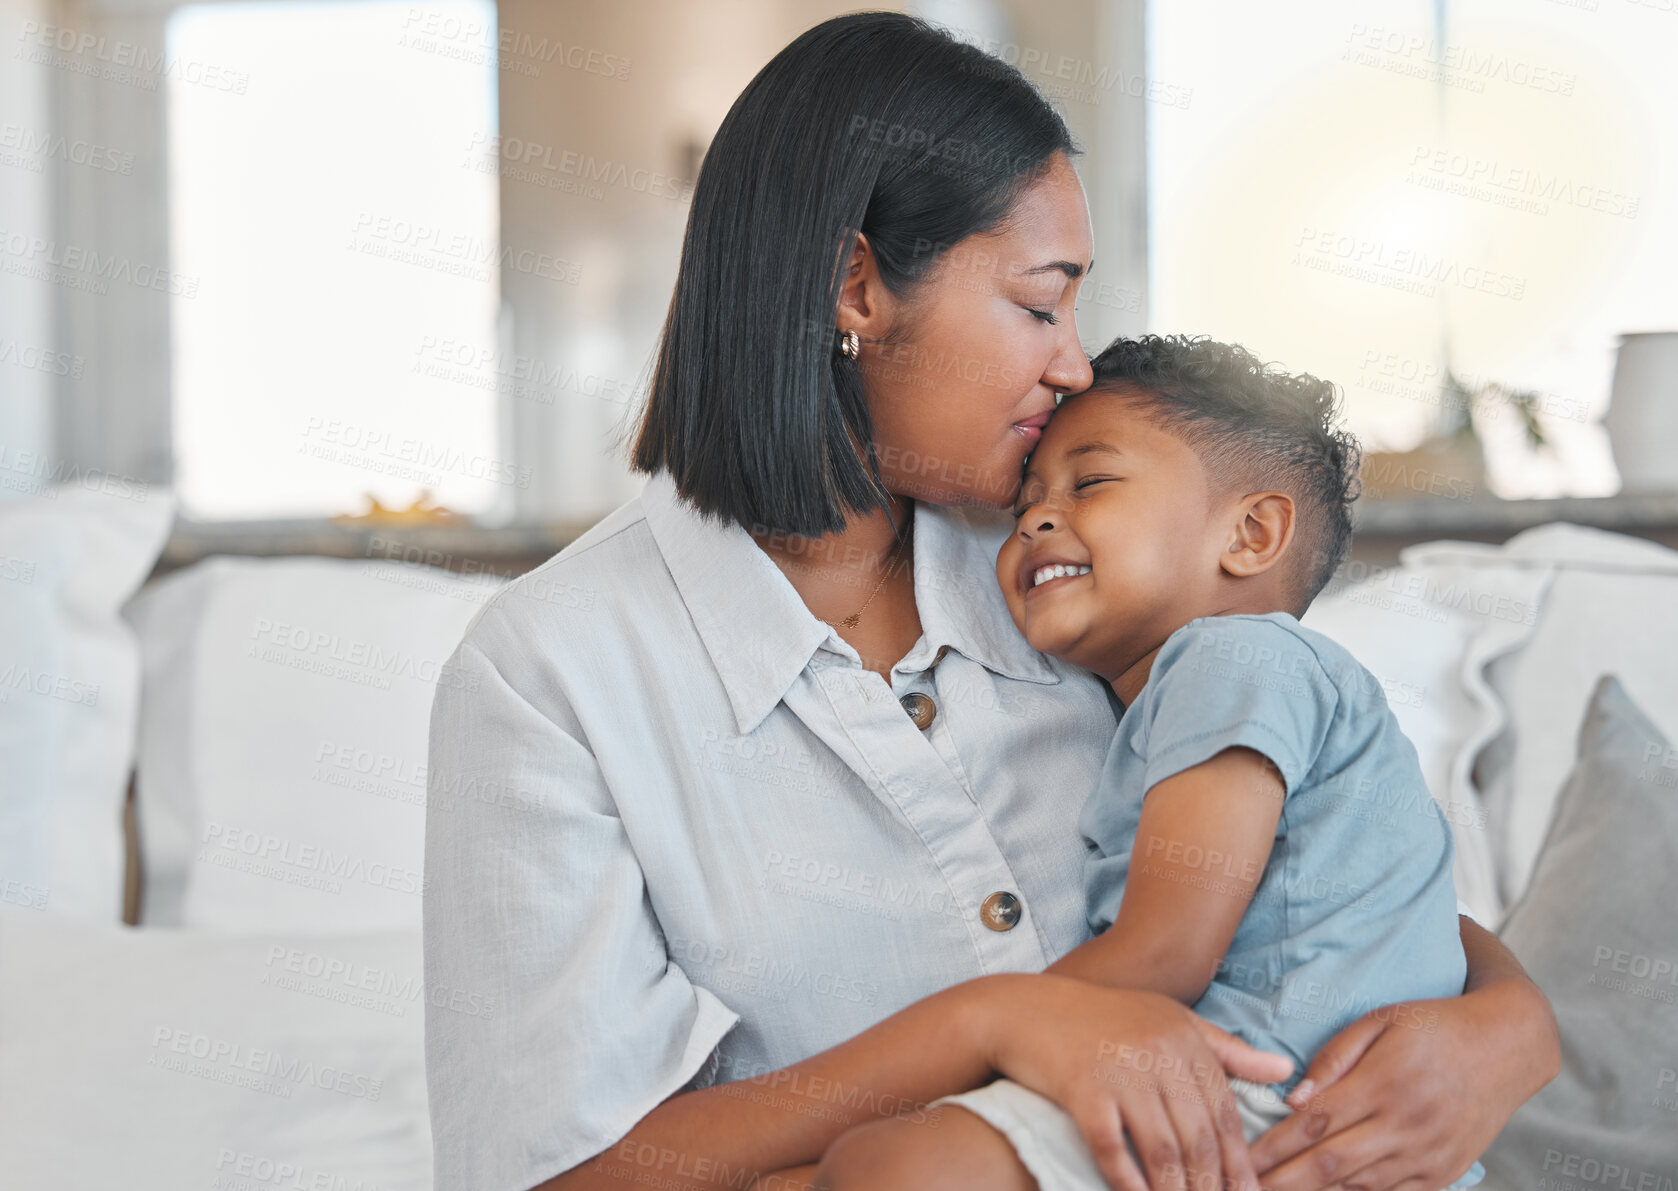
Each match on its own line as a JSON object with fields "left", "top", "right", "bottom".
{"left": 839, "top": 329, "right": 860, "bottom": 360}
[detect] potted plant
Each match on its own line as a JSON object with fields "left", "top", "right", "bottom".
{"left": 1359, "top": 370, "right": 1547, "bottom": 502}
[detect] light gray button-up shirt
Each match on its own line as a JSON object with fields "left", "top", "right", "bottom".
{"left": 422, "top": 467, "right": 1121, "bottom": 1191}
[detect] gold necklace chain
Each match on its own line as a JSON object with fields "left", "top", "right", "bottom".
{"left": 823, "top": 515, "right": 913, "bottom": 630}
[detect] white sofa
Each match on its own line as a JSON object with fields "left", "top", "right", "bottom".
{"left": 2, "top": 485, "right": 1674, "bottom": 1188}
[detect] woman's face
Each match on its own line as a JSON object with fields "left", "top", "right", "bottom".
{"left": 852, "top": 151, "right": 1096, "bottom": 511}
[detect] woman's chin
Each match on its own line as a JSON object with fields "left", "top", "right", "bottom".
{"left": 887, "top": 472, "right": 987, "bottom": 509}
{"left": 911, "top": 439, "right": 1032, "bottom": 511}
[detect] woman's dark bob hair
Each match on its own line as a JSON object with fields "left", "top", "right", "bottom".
{"left": 627, "top": 11, "right": 1079, "bottom": 538}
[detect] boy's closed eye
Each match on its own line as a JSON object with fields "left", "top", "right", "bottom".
{"left": 1010, "top": 475, "right": 1124, "bottom": 520}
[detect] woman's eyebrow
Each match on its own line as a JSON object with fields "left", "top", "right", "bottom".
{"left": 1023, "top": 258, "right": 1090, "bottom": 280}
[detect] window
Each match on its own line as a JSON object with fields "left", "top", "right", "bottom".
{"left": 166, "top": 0, "right": 503, "bottom": 520}
{"left": 1147, "top": 0, "right": 1678, "bottom": 498}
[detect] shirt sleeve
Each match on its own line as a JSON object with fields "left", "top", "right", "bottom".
{"left": 1135, "top": 617, "right": 1339, "bottom": 798}
{"left": 422, "top": 611, "right": 740, "bottom": 1191}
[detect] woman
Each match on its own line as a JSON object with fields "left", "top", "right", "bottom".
{"left": 421, "top": 14, "right": 1559, "bottom": 1191}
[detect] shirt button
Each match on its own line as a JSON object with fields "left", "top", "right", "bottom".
{"left": 899, "top": 691, "right": 936, "bottom": 731}
{"left": 934, "top": 644, "right": 951, "bottom": 666}
{"left": 981, "top": 891, "right": 1022, "bottom": 932}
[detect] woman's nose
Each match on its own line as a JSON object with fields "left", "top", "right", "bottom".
{"left": 1044, "top": 333, "right": 1094, "bottom": 395}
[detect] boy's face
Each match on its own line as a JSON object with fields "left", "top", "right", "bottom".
{"left": 994, "top": 385, "right": 1231, "bottom": 684}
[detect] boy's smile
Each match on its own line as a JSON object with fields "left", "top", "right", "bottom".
{"left": 995, "top": 386, "right": 1233, "bottom": 695}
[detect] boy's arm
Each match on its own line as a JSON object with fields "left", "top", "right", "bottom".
{"left": 1048, "top": 746, "right": 1286, "bottom": 1005}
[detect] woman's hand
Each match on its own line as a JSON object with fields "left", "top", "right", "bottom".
{"left": 982, "top": 974, "right": 1296, "bottom": 1191}
{"left": 1248, "top": 929, "right": 1560, "bottom": 1191}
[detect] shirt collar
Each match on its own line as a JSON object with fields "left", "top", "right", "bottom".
{"left": 640, "top": 468, "right": 1058, "bottom": 736}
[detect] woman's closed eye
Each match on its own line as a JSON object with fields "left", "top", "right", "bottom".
{"left": 1025, "top": 306, "right": 1059, "bottom": 325}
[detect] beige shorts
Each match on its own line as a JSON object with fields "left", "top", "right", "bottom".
{"left": 929, "top": 1076, "right": 1293, "bottom": 1191}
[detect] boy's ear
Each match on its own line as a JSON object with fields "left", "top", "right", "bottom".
{"left": 1220, "top": 492, "right": 1294, "bottom": 580}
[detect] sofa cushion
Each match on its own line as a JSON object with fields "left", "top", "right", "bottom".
{"left": 0, "top": 484, "right": 174, "bottom": 919}
{"left": 1480, "top": 675, "right": 1678, "bottom": 1186}
{"left": 1474, "top": 524, "right": 1678, "bottom": 908}
{"left": 124, "top": 555, "right": 500, "bottom": 929}
{"left": 0, "top": 906, "right": 431, "bottom": 1188}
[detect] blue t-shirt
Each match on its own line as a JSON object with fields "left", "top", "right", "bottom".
{"left": 1082, "top": 612, "right": 1469, "bottom": 1082}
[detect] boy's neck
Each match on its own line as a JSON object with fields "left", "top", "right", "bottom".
{"left": 1102, "top": 596, "right": 1294, "bottom": 707}
{"left": 1108, "top": 645, "right": 1164, "bottom": 708}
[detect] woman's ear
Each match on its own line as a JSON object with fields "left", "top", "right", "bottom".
{"left": 835, "top": 231, "right": 895, "bottom": 345}
{"left": 1220, "top": 492, "right": 1295, "bottom": 579}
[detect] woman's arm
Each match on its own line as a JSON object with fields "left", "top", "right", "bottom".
{"left": 1246, "top": 917, "right": 1561, "bottom": 1191}
{"left": 545, "top": 975, "right": 994, "bottom": 1191}
{"left": 544, "top": 974, "right": 1295, "bottom": 1191}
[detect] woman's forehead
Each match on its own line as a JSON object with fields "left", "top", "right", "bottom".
{"left": 978, "top": 158, "right": 1094, "bottom": 272}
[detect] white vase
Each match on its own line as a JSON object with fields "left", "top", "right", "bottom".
{"left": 1604, "top": 331, "right": 1678, "bottom": 493}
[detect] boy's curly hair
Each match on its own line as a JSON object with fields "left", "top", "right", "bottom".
{"left": 1068, "top": 334, "right": 1363, "bottom": 615}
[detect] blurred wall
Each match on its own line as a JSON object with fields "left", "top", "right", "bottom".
{"left": 496, "top": 0, "right": 909, "bottom": 518}
{"left": 1, "top": 0, "right": 59, "bottom": 488}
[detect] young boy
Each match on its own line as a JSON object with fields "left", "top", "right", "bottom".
{"left": 838, "top": 334, "right": 1485, "bottom": 1190}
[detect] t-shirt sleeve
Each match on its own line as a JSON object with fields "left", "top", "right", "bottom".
{"left": 1135, "top": 617, "right": 1339, "bottom": 798}
{"left": 422, "top": 614, "right": 739, "bottom": 1191}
